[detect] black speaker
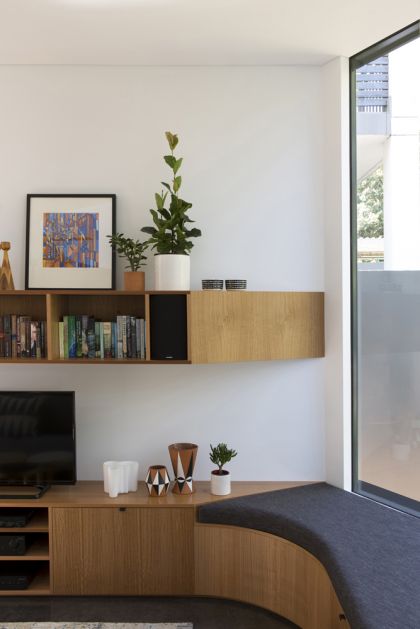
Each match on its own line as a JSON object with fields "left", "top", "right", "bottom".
{"left": 150, "top": 295, "right": 188, "bottom": 360}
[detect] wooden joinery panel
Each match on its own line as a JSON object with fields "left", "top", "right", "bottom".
{"left": 51, "top": 506, "right": 195, "bottom": 596}
{"left": 194, "top": 524, "right": 344, "bottom": 629}
{"left": 50, "top": 507, "right": 84, "bottom": 595}
{"left": 51, "top": 507, "right": 141, "bottom": 595}
{"left": 189, "top": 291, "right": 324, "bottom": 363}
{"left": 140, "top": 508, "right": 195, "bottom": 595}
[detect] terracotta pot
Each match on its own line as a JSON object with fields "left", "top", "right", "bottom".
{"left": 124, "top": 271, "right": 145, "bottom": 291}
{"left": 168, "top": 442, "right": 198, "bottom": 494}
{"left": 145, "top": 465, "right": 171, "bottom": 497}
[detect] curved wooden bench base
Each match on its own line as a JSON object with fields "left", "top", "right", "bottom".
{"left": 194, "top": 523, "right": 350, "bottom": 629}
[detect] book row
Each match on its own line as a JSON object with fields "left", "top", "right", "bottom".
{"left": 0, "top": 315, "right": 47, "bottom": 359}
{"left": 58, "top": 315, "right": 147, "bottom": 360}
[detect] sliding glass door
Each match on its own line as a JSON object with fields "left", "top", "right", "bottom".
{"left": 350, "top": 21, "right": 420, "bottom": 515}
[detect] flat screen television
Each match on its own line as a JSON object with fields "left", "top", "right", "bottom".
{"left": 0, "top": 391, "right": 76, "bottom": 490}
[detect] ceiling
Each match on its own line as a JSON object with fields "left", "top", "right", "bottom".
{"left": 0, "top": 0, "right": 418, "bottom": 66}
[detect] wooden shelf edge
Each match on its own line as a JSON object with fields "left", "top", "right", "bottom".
{"left": 0, "top": 359, "right": 191, "bottom": 365}
{"left": 0, "top": 290, "right": 190, "bottom": 296}
{"left": 0, "top": 556, "right": 49, "bottom": 561}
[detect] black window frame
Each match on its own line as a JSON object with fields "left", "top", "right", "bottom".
{"left": 350, "top": 20, "right": 420, "bottom": 517}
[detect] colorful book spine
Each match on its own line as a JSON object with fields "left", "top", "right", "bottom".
{"left": 76, "top": 316, "right": 83, "bottom": 358}
{"left": 36, "top": 323, "right": 42, "bottom": 359}
{"left": 11, "top": 315, "right": 17, "bottom": 358}
{"left": 16, "top": 316, "right": 21, "bottom": 357}
{"left": 122, "top": 316, "right": 127, "bottom": 358}
{"left": 99, "top": 322, "right": 104, "bottom": 359}
{"left": 3, "top": 315, "right": 11, "bottom": 358}
{"left": 63, "top": 316, "right": 69, "bottom": 359}
{"left": 111, "top": 322, "right": 117, "bottom": 359}
{"left": 130, "top": 316, "right": 136, "bottom": 359}
{"left": 19, "top": 317, "right": 25, "bottom": 358}
{"left": 30, "top": 322, "right": 37, "bottom": 358}
{"left": 103, "top": 322, "right": 112, "bottom": 359}
{"left": 87, "top": 317, "right": 96, "bottom": 359}
{"left": 25, "top": 318, "right": 31, "bottom": 358}
{"left": 136, "top": 319, "right": 141, "bottom": 359}
{"left": 117, "top": 316, "right": 124, "bottom": 359}
{"left": 95, "top": 322, "right": 101, "bottom": 358}
{"left": 41, "top": 321, "right": 46, "bottom": 358}
{"left": 0, "top": 316, "right": 4, "bottom": 357}
{"left": 59, "top": 322, "right": 64, "bottom": 359}
{"left": 140, "top": 318, "right": 146, "bottom": 359}
{"left": 82, "top": 315, "right": 89, "bottom": 358}
{"left": 68, "top": 316, "right": 77, "bottom": 359}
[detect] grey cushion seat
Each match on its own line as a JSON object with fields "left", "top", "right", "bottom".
{"left": 198, "top": 482, "right": 420, "bottom": 629}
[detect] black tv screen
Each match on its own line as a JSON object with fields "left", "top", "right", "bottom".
{"left": 0, "top": 391, "right": 76, "bottom": 485}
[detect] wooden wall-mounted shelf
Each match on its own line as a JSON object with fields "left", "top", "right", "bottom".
{"left": 0, "top": 290, "right": 324, "bottom": 364}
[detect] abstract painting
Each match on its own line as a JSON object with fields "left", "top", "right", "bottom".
{"left": 26, "top": 194, "right": 116, "bottom": 289}
{"left": 43, "top": 212, "right": 99, "bottom": 268}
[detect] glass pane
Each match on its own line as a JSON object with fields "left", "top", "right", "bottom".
{"left": 355, "top": 37, "right": 420, "bottom": 506}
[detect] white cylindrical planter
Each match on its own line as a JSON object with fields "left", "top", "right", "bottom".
{"left": 211, "top": 470, "right": 231, "bottom": 496}
{"left": 154, "top": 254, "right": 190, "bottom": 290}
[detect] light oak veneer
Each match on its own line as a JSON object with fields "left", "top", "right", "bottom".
{"left": 0, "top": 290, "right": 324, "bottom": 364}
{"left": 195, "top": 524, "right": 350, "bottom": 629}
{"left": 0, "top": 481, "right": 350, "bottom": 629}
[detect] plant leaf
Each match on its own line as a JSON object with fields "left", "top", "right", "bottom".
{"left": 155, "top": 193, "right": 164, "bottom": 210}
{"left": 173, "top": 176, "right": 182, "bottom": 193}
{"left": 165, "top": 131, "right": 178, "bottom": 151}
{"left": 186, "top": 228, "right": 201, "bottom": 238}
{"left": 164, "top": 155, "right": 177, "bottom": 169}
{"left": 173, "top": 158, "right": 183, "bottom": 175}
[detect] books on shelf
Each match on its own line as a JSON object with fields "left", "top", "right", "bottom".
{"left": 58, "top": 315, "right": 146, "bottom": 360}
{"left": 0, "top": 315, "right": 47, "bottom": 359}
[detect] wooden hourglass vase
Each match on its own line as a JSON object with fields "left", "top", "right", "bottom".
{"left": 0, "top": 242, "right": 15, "bottom": 290}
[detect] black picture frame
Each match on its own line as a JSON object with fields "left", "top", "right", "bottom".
{"left": 25, "top": 194, "right": 116, "bottom": 290}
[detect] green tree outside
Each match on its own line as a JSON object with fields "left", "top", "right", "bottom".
{"left": 357, "top": 166, "right": 384, "bottom": 238}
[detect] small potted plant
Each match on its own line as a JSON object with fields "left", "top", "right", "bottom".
{"left": 141, "top": 131, "right": 201, "bottom": 290}
{"left": 107, "top": 233, "right": 148, "bottom": 291}
{"left": 209, "top": 443, "right": 238, "bottom": 496}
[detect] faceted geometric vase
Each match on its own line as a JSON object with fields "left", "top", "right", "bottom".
{"left": 0, "top": 242, "right": 15, "bottom": 290}
{"left": 168, "top": 443, "right": 198, "bottom": 495}
{"left": 145, "top": 465, "right": 170, "bottom": 497}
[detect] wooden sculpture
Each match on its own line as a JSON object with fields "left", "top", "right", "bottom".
{"left": 0, "top": 241, "right": 15, "bottom": 290}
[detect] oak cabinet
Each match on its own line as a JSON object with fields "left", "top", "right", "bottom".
{"left": 0, "top": 290, "right": 324, "bottom": 364}
{"left": 50, "top": 507, "right": 194, "bottom": 595}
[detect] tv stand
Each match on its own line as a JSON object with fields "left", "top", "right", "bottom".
{"left": 0, "top": 485, "right": 50, "bottom": 500}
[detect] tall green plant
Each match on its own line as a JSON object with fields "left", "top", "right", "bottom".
{"left": 141, "top": 132, "right": 201, "bottom": 254}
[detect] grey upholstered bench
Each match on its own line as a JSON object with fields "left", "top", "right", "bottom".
{"left": 198, "top": 482, "right": 420, "bottom": 629}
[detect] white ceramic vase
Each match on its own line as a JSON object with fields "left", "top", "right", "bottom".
{"left": 210, "top": 470, "right": 231, "bottom": 496}
{"left": 154, "top": 254, "right": 190, "bottom": 290}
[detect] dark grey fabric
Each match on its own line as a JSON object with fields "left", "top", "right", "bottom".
{"left": 198, "top": 483, "right": 420, "bottom": 629}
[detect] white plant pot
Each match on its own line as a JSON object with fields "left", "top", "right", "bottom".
{"left": 154, "top": 254, "right": 190, "bottom": 290}
{"left": 211, "top": 471, "right": 231, "bottom": 496}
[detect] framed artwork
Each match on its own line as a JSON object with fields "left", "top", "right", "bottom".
{"left": 25, "top": 194, "right": 116, "bottom": 290}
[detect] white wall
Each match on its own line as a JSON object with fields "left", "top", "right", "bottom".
{"left": 0, "top": 66, "right": 325, "bottom": 481}
{"left": 322, "top": 57, "right": 352, "bottom": 489}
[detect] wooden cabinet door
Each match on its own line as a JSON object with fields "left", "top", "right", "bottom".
{"left": 51, "top": 506, "right": 194, "bottom": 596}
{"left": 51, "top": 507, "right": 141, "bottom": 595}
{"left": 140, "top": 507, "right": 194, "bottom": 595}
